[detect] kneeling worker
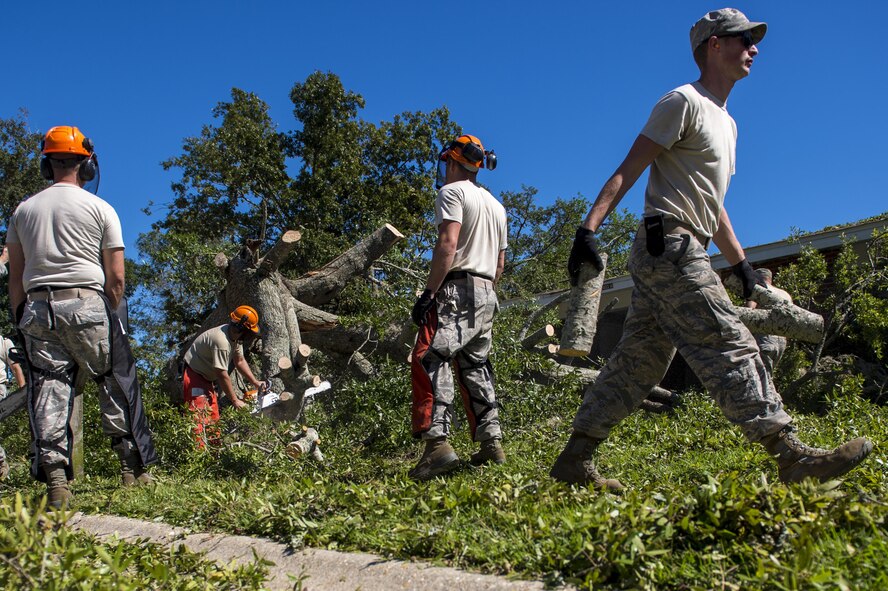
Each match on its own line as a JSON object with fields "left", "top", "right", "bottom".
{"left": 182, "top": 305, "right": 268, "bottom": 447}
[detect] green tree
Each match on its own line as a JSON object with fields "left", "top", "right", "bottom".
{"left": 0, "top": 111, "right": 47, "bottom": 227}
{"left": 774, "top": 223, "right": 888, "bottom": 404}
{"left": 0, "top": 112, "right": 47, "bottom": 335}
{"left": 136, "top": 72, "right": 459, "bottom": 346}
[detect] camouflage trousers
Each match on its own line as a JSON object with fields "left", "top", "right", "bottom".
{"left": 412, "top": 275, "right": 502, "bottom": 442}
{"left": 0, "top": 383, "right": 7, "bottom": 400}
{"left": 755, "top": 333, "right": 787, "bottom": 375}
{"left": 20, "top": 293, "right": 132, "bottom": 468}
{"left": 573, "top": 229, "right": 792, "bottom": 442}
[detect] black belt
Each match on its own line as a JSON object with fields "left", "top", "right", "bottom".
{"left": 27, "top": 285, "right": 102, "bottom": 301}
{"left": 444, "top": 270, "right": 493, "bottom": 283}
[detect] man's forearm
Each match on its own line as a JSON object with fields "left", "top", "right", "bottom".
{"left": 583, "top": 173, "right": 627, "bottom": 232}
{"left": 425, "top": 243, "right": 456, "bottom": 295}
{"left": 235, "top": 357, "right": 260, "bottom": 387}
{"left": 583, "top": 134, "right": 663, "bottom": 232}
{"left": 104, "top": 280, "right": 124, "bottom": 310}
{"left": 215, "top": 371, "right": 245, "bottom": 407}
{"left": 12, "top": 364, "right": 25, "bottom": 388}
{"left": 8, "top": 243, "right": 26, "bottom": 313}
{"left": 712, "top": 208, "right": 746, "bottom": 265}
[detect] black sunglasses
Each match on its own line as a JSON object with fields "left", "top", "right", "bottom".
{"left": 719, "top": 30, "right": 755, "bottom": 49}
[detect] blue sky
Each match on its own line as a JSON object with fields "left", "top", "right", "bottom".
{"left": 4, "top": 1, "right": 886, "bottom": 258}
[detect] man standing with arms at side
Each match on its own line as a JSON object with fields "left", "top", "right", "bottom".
{"left": 7, "top": 126, "right": 156, "bottom": 508}
{"left": 550, "top": 9, "right": 871, "bottom": 490}
{"left": 409, "top": 134, "right": 507, "bottom": 480}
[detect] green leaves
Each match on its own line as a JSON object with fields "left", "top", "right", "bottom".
{"left": 0, "top": 494, "right": 269, "bottom": 589}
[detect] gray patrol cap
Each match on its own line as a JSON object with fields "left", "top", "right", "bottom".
{"left": 690, "top": 8, "right": 767, "bottom": 51}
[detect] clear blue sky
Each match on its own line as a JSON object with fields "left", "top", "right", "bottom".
{"left": 4, "top": 1, "right": 886, "bottom": 257}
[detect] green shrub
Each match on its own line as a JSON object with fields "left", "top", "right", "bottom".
{"left": 0, "top": 493, "right": 269, "bottom": 590}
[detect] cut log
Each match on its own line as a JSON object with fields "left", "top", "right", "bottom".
{"left": 258, "top": 230, "right": 301, "bottom": 277}
{"left": 522, "top": 324, "right": 556, "bottom": 350}
{"left": 214, "top": 252, "right": 229, "bottom": 273}
{"left": 294, "top": 344, "right": 312, "bottom": 370}
{"left": 559, "top": 253, "right": 609, "bottom": 357}
{"left": 286, "top": 223, "right": 404, "bottom": 307}
{"left": 733, "top": 304, "right": 824, "bottom": 343}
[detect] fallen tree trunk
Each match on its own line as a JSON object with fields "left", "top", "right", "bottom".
{"left": 285, "top": 224, "right": 405, "bottom": 307}
{"left": 164, "top": 224, "right": 406, "bottom": 423}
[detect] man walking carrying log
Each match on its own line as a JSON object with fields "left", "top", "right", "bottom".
{"left": 7, "top": 126, "right": 156, "bottom": 507}
{"left": 550, "top": 9, "right": 872, "bottom": 490}
{"left": 409, "top": 134, "right": 507, "bottom": 480}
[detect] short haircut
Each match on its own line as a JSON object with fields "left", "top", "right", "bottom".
{"left": 49, "top": 155, "right": 85, "bottom": 170}
{"left": 693, "top": 41, "right": 709, "bottom": 70}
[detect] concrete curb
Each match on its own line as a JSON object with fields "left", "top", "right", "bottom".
{"left": 69, "top": 513, "right": 570, "bottom": 591}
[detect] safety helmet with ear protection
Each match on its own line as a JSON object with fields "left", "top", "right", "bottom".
{"left": 39, "top": 125, "right": 98, "bottom": 185}
{"left": 436, "top": 134, "right": 497, "bottom": 189}
{"left": 229, "top": 305, "right": 261, "bottom": 335}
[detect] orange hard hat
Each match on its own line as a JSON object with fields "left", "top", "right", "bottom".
{"left": 446, "top": 135, "right": 485, "bottom": 170}
{"left": 41, "top": 126, "right": 93, "bottom": 157}
{"left": 230, "top": 305, "right": 260, "bottom": 334}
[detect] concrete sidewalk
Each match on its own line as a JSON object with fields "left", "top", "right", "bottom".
{"left": 70, "top": 513, "right": 571, "bottom": 591}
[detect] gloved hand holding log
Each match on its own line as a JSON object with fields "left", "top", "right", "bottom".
{"left": 725, "top": 275, "right": 824, "bottom": 343}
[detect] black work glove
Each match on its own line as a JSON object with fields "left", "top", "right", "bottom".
{"left": 411, "top": 289, "right": 435, "bottom": 327}
{"left": 567, "top": 227, "right": 604, "bottom": 286}
{"left": 731, "top": 258, "right": 766, "bottom": 299}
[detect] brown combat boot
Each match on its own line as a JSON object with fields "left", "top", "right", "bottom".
{"left": 760, "top": 424, "right": 873, "bottom": 484}
{"left": 550, "top": 432, "right": 624, "bottom": 491}
{"left": 113, "top": 437, "right": 155, "bottom": 487}
{"left": 470, "top": 438, "right": 506, "bottom": 466}
{"left": 408, "top": 438, "right": 460, "bottom": 481}
{"left": 44, "top": 463, "right": 73, "bottom": 510}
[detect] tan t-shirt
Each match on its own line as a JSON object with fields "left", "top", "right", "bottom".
{"left": 640, "top": 82, "right": 737, "bottom": 238}
{"left": 435, "top": 180, "right": 508, "bottom": 279}
{"left": 6, "top": 183, "right": 124, "bottom": 292}
{"left": 184, "top": 325, "right": 243, "bottom": 382}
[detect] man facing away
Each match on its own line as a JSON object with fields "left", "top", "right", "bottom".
{"left": 7, "top": 126, "right": 156, "bottom": 508}
{"left": 182, "top": 305, "right": 268, "bottom": 447}
{"left": 409, "top": 134, "right": 507, "bottom": 480}
{"left": 550, "top": 9, "right": 872, "bottom": 490}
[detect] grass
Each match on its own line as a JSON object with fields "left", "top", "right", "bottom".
{"left": 1, "top": 314, "right": 886, "bottom": 589}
